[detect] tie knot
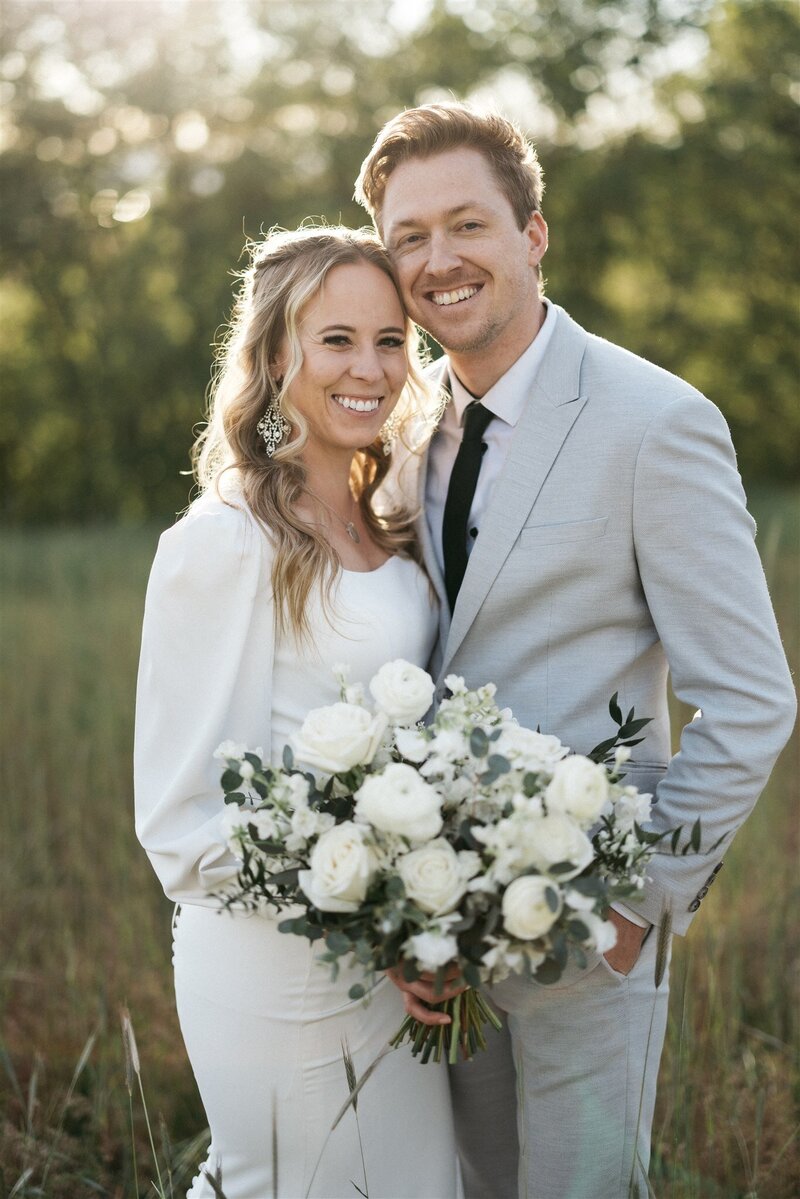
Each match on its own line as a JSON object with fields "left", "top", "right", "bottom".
{"left": 463, "top": 402, "right": 494, "bottom": 441}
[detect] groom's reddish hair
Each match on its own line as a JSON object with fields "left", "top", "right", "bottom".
{"left": 355, "top": 102, "right": 544, "bottom": 231}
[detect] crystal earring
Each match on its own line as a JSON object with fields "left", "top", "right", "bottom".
{"left": 380, "top": 411, "right": 400, "bottom": 456}
{"left": 256, "top": 396, "right": 290, "bottom": 457}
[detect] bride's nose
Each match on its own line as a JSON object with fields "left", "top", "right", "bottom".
{"left": 349, "top": 346, "right": 384, "bottom": 382}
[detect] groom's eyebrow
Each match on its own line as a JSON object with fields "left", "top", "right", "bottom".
{"left": 391, "top": 202, "right": 486, "bottom": 230}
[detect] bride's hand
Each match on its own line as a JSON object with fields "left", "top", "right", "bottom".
{"left": 386, "top": 962, "right": 467, "bottom": 1026}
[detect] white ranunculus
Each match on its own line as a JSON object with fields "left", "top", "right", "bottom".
{"left": 519, "top": 812, "right": 594, "bottom": 880}
{"left": 394, "top": 727, "right": 431, "bottom": 763}
{"left": 397, "top": 839, "right": 469, "bottom": 915}
{"left": 544, "top": 756, "right": 611, "bottom": 825}
{"left": 494, "top": 725, "right": 568, "bottom": 769}
{"left": 408, "top": 930, "right": 459, "bottom": 972}
{"left": 292, "top": 703, "right": 388, "bottom": 774}
{"left": 579, "top": 911, "right": 618, "bottom": 954}
{"left": 369, "top": 660, "right": 435, "bottom": 726}
{"left": 502, "top": 875, "right": 562, "bottom": 940}
{"left": 298, "top": 822, "right": 376, "bottom": 912}
{"left": 355, "top": 763, "right": 443, "bottom": 843}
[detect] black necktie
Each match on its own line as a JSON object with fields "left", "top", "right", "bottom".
{"left": 442, "top": 402, "right": 494, "bottom": 612}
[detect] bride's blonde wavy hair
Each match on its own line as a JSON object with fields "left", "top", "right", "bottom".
{"left": 192, "top": 224, "right": 439, "bottom": 642}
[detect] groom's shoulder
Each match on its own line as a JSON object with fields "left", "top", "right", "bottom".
{"left": 559, "top": 306, "right": 709, "bottom": 418}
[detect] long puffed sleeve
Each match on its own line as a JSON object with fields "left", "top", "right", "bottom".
{"left": 134, "top": 495, "right": 275, "bottom": 905}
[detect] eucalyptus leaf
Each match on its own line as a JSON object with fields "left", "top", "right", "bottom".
{"left": 609, "top": 692, "right": 623, "bottom": 725}
{"left": 533, "top": 957, "right": 564, "bottom": 985}
{"left": 470, "top": 727, "right": 489, "bottom": 758}
{"left": 220, "top": 768, "right": 242, "bottom": 791}
{"left": 326, "top": 930, "right": 351, "bottom": 954}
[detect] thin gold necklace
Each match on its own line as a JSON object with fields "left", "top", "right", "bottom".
{"left": 304, "top": 486, "right": 361, "bottom": 543}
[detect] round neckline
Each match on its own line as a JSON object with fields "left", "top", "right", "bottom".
{"left": 340, "top": 556, "right": 400, "bottom": 576}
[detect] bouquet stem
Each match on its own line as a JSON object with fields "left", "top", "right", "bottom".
{"left": 390, "top": 988, "right": 503, "bottom": 1064}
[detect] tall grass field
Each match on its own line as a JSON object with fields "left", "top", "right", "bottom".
{"left": 2, "top": 487, "right": 798, "bottom": 1198}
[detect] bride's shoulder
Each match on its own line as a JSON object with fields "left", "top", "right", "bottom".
{"left": 154, "top": 488, "right": 274, "bottom": 588}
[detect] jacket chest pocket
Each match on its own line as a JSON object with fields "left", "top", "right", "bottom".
{"left": 518, "top": 516, "right": 608, "bottom": 549}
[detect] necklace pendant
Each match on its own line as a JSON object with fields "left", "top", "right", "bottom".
{"left": 345, "top": 522, "right": 360, "bottom": 543}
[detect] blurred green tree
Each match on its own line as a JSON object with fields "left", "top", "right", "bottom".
{"left": 0, "top": 0, "right": 796, "bottom": 523}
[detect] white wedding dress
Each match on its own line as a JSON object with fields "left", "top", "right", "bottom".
{"left": 135, "top": 496, "right": 459, "bottom": 1199}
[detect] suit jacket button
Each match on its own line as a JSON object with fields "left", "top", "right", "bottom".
{"left": 688, "top": 898, "right": 701, "bottom": 912}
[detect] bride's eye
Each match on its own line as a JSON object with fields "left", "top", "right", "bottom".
{"left": 378, "top": 336, "right": 405, "bottom": 349}
{"left": 322, "top": 335, "right": 351, "bottom": 347}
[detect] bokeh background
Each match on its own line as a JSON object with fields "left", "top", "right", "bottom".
{"left": 1, "top": 1, "right": 798, "bottom": 1196}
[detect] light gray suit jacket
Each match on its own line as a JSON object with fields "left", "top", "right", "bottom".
{"left": 391, "top": 304, "right": 795, "bottom": 935}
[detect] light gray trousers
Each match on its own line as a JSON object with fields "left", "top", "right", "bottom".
{"left": 448, "top": 932, "right": 671, "bottom": 1199}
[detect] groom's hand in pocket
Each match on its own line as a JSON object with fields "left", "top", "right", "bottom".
{"left": 604, "top": 908, "right": 650, "bottom": 976}
{"left": 386, "top": 962, "right": 467, "bottom": 1025}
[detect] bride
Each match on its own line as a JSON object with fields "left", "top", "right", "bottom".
{"left": 134, "top": 226, "right": 459, "bottom": 1198}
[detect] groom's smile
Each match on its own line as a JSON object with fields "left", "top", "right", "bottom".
{"left": 380, "top": 147, "right": 547, "bottom": 386}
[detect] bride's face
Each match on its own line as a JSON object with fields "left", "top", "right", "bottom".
{"left": 278, "top": 261, "right": 408, "bottom": 458}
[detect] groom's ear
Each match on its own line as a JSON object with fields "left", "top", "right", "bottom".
{"left": 525, "top": 212, "right": 548, "bottom": 267}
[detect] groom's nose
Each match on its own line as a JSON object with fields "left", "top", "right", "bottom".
{"left": 424, "top": 230, "right": 462, "bottom": 276}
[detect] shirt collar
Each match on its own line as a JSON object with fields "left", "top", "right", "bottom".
{"left": 448, "top": 300, "right": 557, "bottom": 427}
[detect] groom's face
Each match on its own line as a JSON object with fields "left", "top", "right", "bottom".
{"left": 380, "top": 147, "right": 546, "bottom": 358}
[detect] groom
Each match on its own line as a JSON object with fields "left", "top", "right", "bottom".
{"left": 356, "top": 104, "right": 796, "bottom": 1198}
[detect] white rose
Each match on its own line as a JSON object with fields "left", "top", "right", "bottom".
{"left": 292, "top": 703, "right": 388, "bottom": 774}
{"left": 394, "top": 727, "right": 431, "bottom": 763}
{"left": 298, "top": 822, "right": 376, "bottom": 912}
{"left": 579, "top": 911, "right": 618, "bottom": 954}
{"left": 369, "top": 660, "right": 435, "bottom": 725}
{"left": 494, "top": 725, "right": 568, "bottom": 769}
{"left": 397, "top": 839, "right": 469, "bottom": 915}
{"left": 502, "top": 875, "right": 562, "bottom": 940}
{"left": 519, "top": 812, "right": 594, "bottom": 880}
{"left": 407, "top": 930, "right": 459, "bottom": 972}
{"left": 355, "top": 763, "right": 443, "bottom": 842}
{"left": 545, "top": 756, "right": 610, "bottom": 825}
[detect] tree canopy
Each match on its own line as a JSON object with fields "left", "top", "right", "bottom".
{"left": 1, "top": 0, "right": 797, "bottom": 522}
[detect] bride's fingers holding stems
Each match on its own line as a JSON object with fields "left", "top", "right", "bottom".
{"left": 385, "top": 964, "right": 468, "bottom": 1025}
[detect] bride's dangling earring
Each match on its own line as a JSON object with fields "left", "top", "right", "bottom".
{"left": 257, "top": 389, "right": 290, "bottom": 457}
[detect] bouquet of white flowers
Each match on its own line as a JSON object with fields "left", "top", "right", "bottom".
{"left": 215, "top": 661, "right": 681, "bottom": 1063}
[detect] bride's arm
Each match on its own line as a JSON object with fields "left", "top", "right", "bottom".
{"left": 134, "top": 497, "right": 275, "bottom": 905}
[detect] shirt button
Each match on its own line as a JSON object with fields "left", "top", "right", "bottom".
{"left": 469, "top": 528, "right": 478, "bottom": 539}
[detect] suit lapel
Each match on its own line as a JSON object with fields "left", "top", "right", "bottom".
{"left": 439, "top": 307, "right": 590, "bottom": 678}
